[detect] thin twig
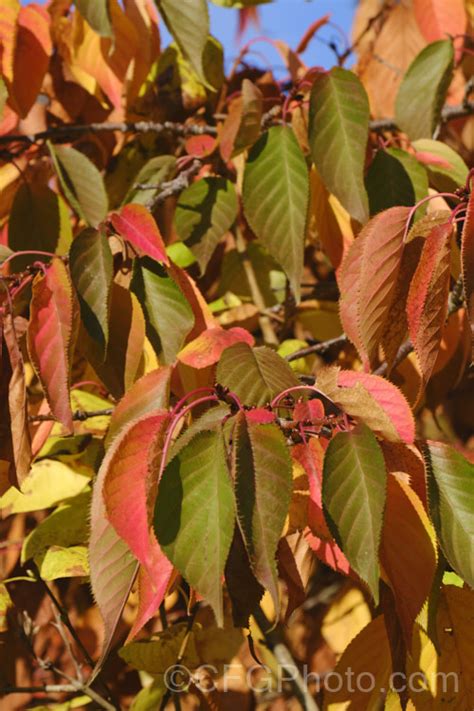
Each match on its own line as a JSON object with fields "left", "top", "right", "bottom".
{"left": 285, "top": 335, "right": 348, "bottom": 362}
{"left": 147, "top": 160, "right": 202, "bottom": 210}
{"left": 28, "top": 408, "right": 113, "bottom": 423}
{"left": 0, "top": 121, "right": 217, "bottom": 147}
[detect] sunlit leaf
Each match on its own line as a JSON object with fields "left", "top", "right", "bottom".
{"left": 413, "top": 139, "right": 468, "bottom": 192}
{"left": 154, "top": 430, "right": 235, "bottom": 625}
{"left": 155, "top": 0, "right": 209, "bottom": 82}
{"left": 395, "top": 40, "right": 454, "bottom": 140}
{"left": 413, "top": 0, "right": 466, "bottom": 46}
{"left": 243, "top": 125, "right": 309, "bottom": 300}
{"left": 177, "top": 326, "right": 254, "bottom": 368}
{"left": 322, "top": 424, "right": 386, "bottom": 603}
{"left": 111, "top": 203, "right": 168, "bottom": 264}
{"left": 309, "top": 67, "right": 369, "bottom": 224}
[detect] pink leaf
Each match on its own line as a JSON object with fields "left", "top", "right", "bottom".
{"left": 414, "top": 151, "right": 453, "bottom": 170}
{"left": 27, "top": 260, "right": 76, "bottom": 433}
{"left": 337, "top": 370, "right": 415, "bottom": 444}
{"left": 293, "top": 399, "right": 325, "bottom": 433}
{"left": 305, "top": 530, "right": 351, "bottom": 576}
{"left": 177, "top": 327, "right": 254, "bottom": 369}
{"left": 127, "top": 564, "right": 176, "bottom": 641}
{"left": 245, "top": 408, "right": 275, "bottom": 424}
{"left": 110, "top": 204, "right": 169, "bottom": 264}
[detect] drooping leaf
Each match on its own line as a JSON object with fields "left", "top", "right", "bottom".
{"left": 413, "top": 0, "right": 466, "bottom": 46}
{"left": 322, "top": 424, "right": 386, "bottom": 603}
{"left": 69, "top": 228, "right": 113, "bottom": 358}
{"left": 7, "top": 5, "right": 52, "bottom": 117}
{"left": 111, "top": 204, "right": 169, "bottom": 265}
{"left": 360, "top": 207, "right": 410, "bottom": 367}
{"left": 27, "top": 259, "right": 76, "bottom": 432}
{"left": 232, "top": 413, "right": 293, "bottom": 611}
{"left": 305, "top": 531, "right": 351, "bottom": 575}
{"left": 292, "top": 439, "right": 331, "bottom": 540}
{"left": 120, "top": 622, "right": 200, "bottom": 676}
{"left": 177, "top": 326, "right": 254, "bottom": 368}
{"left": 380, "top": 477, "right": 437, "bottom": 645}
{"left": 155, "top": 0, "right": 209, "bottom": 82}
{"left": 366, "top": 148, "right": 428, "bottom": 216}
{"left": 219, "top": 78, "right": 263, "bottom": 160}
{"left": 154, "top": 430, "right": 235, "bottom": 625}
{"left": 395, "top": 40, "right": 454, "bottom": 141}
{"left": 175, "top": 177, "right": 238, "bottom": 274}
{"left": 242, "top": 125, "right": 309, "bottom": 300}
{"left": 309, "top": 67, "right": 369, "bottom": 224}
{"left": 324, "top": 616, "right": 392, "bottom": 709}
{"left": 216, "top": 342, "right": 299, "bottom": 407}
{"left": 407, "top": 221, "right": 453, "bottom": 387}
{"left": 412, "top": 138, "right": 468, "bottom": 192}
{"left": 8, "top": 184, "right": 72, "bottom": 270}
{"left": 131, "top": 258, "right": 195, "bottom": 364}
{"left": 462, "top": 191, "right": 474, "bottom": 362}
{"left": 127, "top": 565, "right": 173, "bottom": 642}
{"left": 337, "top": 231, "right": 366, "bottom": 356}
{"left": 49, "top": 143, "right": 109, "bottom": 227}
{"left": 224, "top": 527, "right": 264, "bottom": 628}
{"left": 425, "top": 441, "right": 474, "bottom": 588}
{"left": 105, "top": 367, "right": 172, "bottom": 447}
{"left": 75, "top": 0, "right": 113, "bottom": 37}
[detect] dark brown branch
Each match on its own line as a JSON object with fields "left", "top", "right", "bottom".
{"left": 285, "top": 335, "right": 348, "bottom": 362}
{"left": 0, "top": 120, "right": 217, "bottom": 147}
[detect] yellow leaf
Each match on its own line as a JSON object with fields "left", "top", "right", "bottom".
{"left": 38, "top": 545, "right": 89, "bottom": 580}
{"left": 119, "top": 623, "right": 201, "bottom": 676}
{"left": 0, "top": 583, "right": 13, "bottom": 633}
{"left": 407, "top": 585, "right": 474, "bottom": 709}
{"left": 296, "top": 300, "right": 343, "bottom": 343}
{"left": 0, "top": 459, "right": 90, "bottom": 514}
{"left": 322, "top": 586, "right": 372, "bottom": 657}
{"left": 324, "top": 615, "right": 392, "bottom": 710}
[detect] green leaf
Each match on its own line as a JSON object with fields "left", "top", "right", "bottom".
{"left": 155, "top": 0, "right": 209, "bottom": 83}
{"left": 395, "top": 40, "right": 454, "bottom": 141}
{"left": 233, "top": 413, "right": 292, "bottom": 610}
{"left": 412, "top": 138, "right": 469, "bottom": 192}
{"left": 8, "top": 184, "right": 72, "bottom": 270}
{"left": 120, "top": 622, "right": 200, "bottom": 674}
{"left": 426, "top": 441, "right": 474, "bottom": 588}
{"left": 22, "top": 491, "right": 90, "bottom": 565}
{"left": 309, "top": 67, "right": 369, "bottom": 224}
{"left": 154, "top": 430, "right": 235, "bottom": 625}
{"left": 322, "top": 424, "right": 386, "bottom": 603}
{"left": 243, "top": 126, "right": 309, "bottom": 300}
{"left": 74, "top": 0, "right": 112, "bottom": 37}
{"left": 216, "top": 342, "right": 299, "bottom": 406}
{"left": 131, "top": 258, "right": 195, "bottom": 364}
{"left": 365, "top": 148, "right": 428, "bottom": 216}
{"left": 49, "top": 143, "right": 109, "bottom": 227}
{"left": 123, "top": 155, "right": 176, "bottom": 206}
{"left": 130, "top": 681, "right": 167, "bottom": 711}
{"left": 175, "top": 177, "right": 238, "bottom": 274}
{"left": 69, "top": 228, "right": 113, "bottom": 358}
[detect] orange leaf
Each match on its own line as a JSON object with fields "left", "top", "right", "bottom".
{"left": 293, "top": 439, "right": 331, "bottom": 540}
{"left": 380, "top": 477, "right": 437, "bottom": 646}
{"left": 296, "top": 14, "right": 330, "bottom": 54}
{"left": 27, "top": 260, "right": 76, "bottom": 433}
{"left": 177, "top": 327, "right": 254, "bottom": 369}
{"left": 407, "top": 221, "right": 453, "bottom": 389}
{"left": 413, "top": 0, "right": 466, "bottom": 50}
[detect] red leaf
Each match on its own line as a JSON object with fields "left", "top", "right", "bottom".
{"left": 337, "top": 370, "right": 415, "bottom": 444}
{"left": 111, "top": 204, "right": 169, "bottom": 264}
{"left": 27, "top": 260, "right": 76, "bottom": 432}
{"left": 305, "top": 530, "right": 351, "bottom": 575}
{"left": 293, "top": 439, "right": 331, "bottom": 540}
{"left": 185, "top": 135, "right": 216, "bottom": 158}
{"left": 127, "top": 564, "right": 176, "bottom": 641}
{"left": 177, "top": 327, "right": 254, "bottom": 369}
{"left": 407, "top": 221, "right": 453, "bottom": 388}
{"left": 293, "top": 398, "right": 325, "bottom": 434}
{"left": 103, "top": 413, "right": 172, "bottom": 578}
{"left": 413, "top": 0, "right": 466, "bottom": 51}
{"left": 357, "top": 207, "right": 411, "bottom": 368}
{"left": 462, "top": 191, "right": 474, "bottom": 362}
{"left": 245, "top": 408, "right": 275, "bottom": 424}
{"left": 296, "top": 14, "right": 331, "bottom": 54}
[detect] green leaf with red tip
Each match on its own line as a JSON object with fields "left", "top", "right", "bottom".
{"left": 232, "top": 412, "right": 293, "bottom": 612}
{"left": 322, "top": 423, "right": 386, "bottom": 603}
{"left": 111, "top": 204, "right": 169, "bottom": 265}
{"left": 309, "top": 67, "right": 369, "bottom": 224}
{"left": 27, "top": 260, "right": 76, "bottom": 433}
{"left": 242, "top": 125, "right": 309, "bottom": 300}
{"left": 154, "top": 429, "right": 235, "bottom": 626}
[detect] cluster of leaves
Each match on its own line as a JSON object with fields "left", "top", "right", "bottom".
{"left": 1, "top": 0, "right": 474, "bottom": 709}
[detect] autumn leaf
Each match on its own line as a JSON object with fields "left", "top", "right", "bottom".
{"left": 111, "top": 203, "right": 169, "bottom": 265}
